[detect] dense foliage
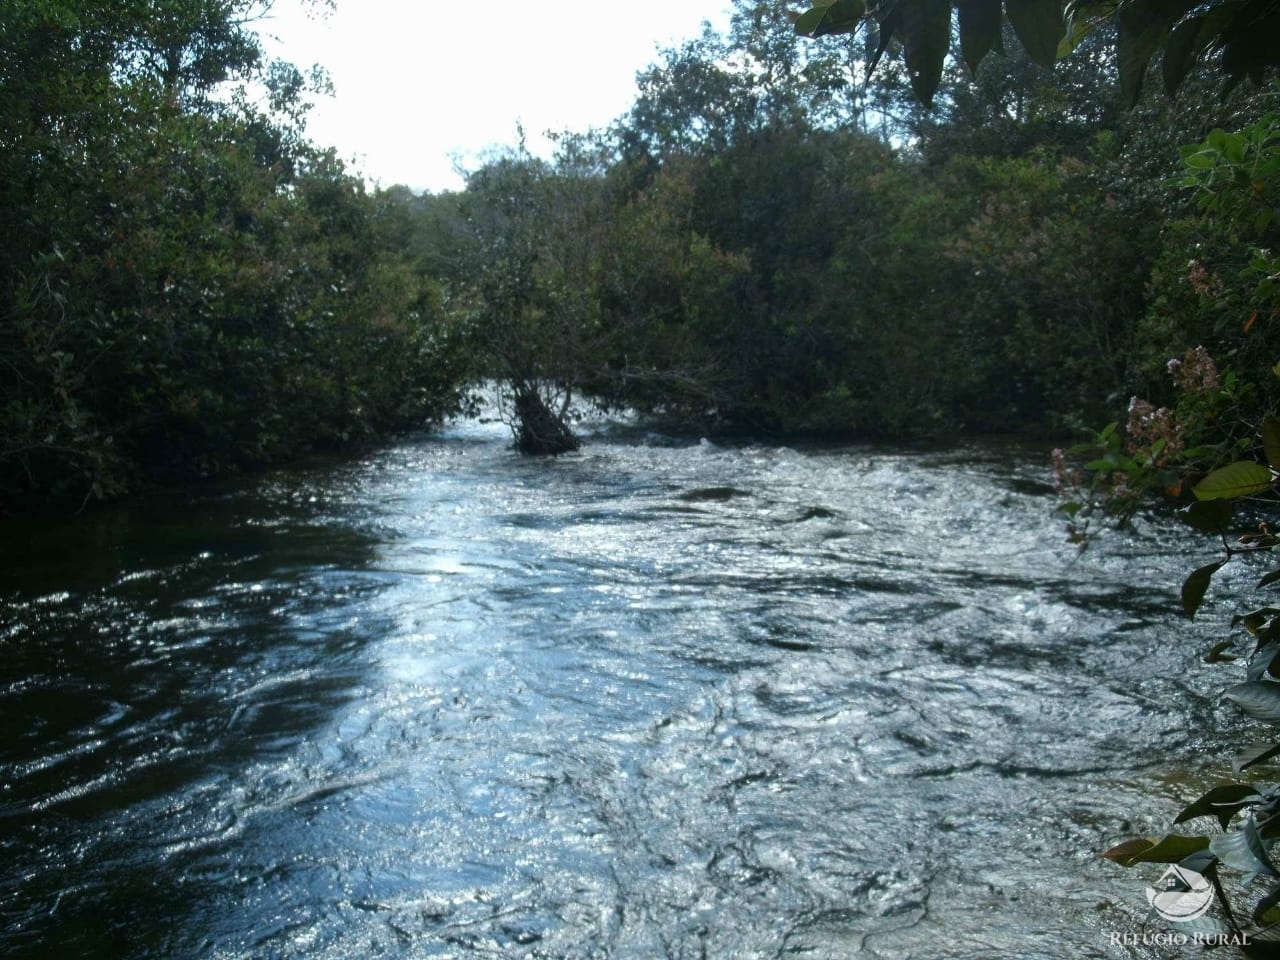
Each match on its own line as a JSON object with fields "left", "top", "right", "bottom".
{"left": 795, "top": 0, "right": 1280, "bottom": 106}
{"left": 8, "top": 0, "right": 1280, "bottom": 939}
{"left": 424, "top": 3, "right": 1275, "bottom": 450}
{"left": 0, "top": 0, "right": 468, "bottom": 511}
{"left": 1046, "top": 92, "right": 1280, "bottom": 942}
{"left": 4, "top": 0, "right": 1276, "bottom": 501}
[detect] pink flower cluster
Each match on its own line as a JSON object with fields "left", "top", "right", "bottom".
{"left": 1051, "top": 446, "right": 1080, "bottom": 495}
{"left": 1051, "top": 346, "right": 1222, "bottom": 520}
{"left": 1187, "top": 259, "right": 1221, "bottom": 297}
{"left": 1166, "top": 345, "right": 1219, "bottom": 395}
{"left": 1125, "top": 395, "right": 1183, "bottom": 463}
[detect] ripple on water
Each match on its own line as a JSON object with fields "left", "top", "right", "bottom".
{"left": 0, "top": 429, "right": 1226, "bottom": 958}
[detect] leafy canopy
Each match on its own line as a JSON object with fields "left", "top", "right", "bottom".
{"left": 794, "top": 0, "right": 1280, "bottom": 105}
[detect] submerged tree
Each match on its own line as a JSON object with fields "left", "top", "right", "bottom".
{"left": 455, "top": 136, "right": 617, "bottom": 455}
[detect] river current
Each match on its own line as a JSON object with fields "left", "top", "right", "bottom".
{"left": 0, "top": 414, "right": 1252, "bottom": 958}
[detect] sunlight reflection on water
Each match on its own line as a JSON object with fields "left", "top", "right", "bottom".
{"left": 0, "top": 416, "right": 1237, "bottom": 958}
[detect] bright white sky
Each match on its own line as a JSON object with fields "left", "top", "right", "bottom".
{"left": 256, "top": 0, "right": 733, "bottom": 194}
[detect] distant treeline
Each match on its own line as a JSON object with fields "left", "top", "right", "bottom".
{"left": 410, "top": 5, "right": 1277, "bottom": 449}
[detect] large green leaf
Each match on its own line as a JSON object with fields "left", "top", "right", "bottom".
{"left": 1174, "top": 784, "right": 1261, "bottom": 830}
{"left": 1059, "top": 0, "right": 1113, "bottom": 56}
{"left": 1005, "top": 0, "right": 1065, "bottom": 67}
{"left": 1161, "top": 13, "right": 1207, "bottom": 96}
{"left": 795, "top": 0, "right": 867, "bottom": 38}
{"left": 1103, "top": 834, "right": 1210, "bottom": 867}
{"left": 1218, "top": 0, "right": 1280, "bottom": 90}
{"left": 1224, "top": 681, "right": 1280, "bottom": 721}
{"left": 1102, "top": 837, "right": 1157, "bottom": 865}
{"left": 1236, "top": 741, "right": 1280, "bottom": 773}
{"left": 1178, "top": 498, "right": 1233, "bottom": 534}
{"left": 866, "top": 2, "right": 903, "bottom": 77}
{"left": 901, "top": 0, "right": 953, "bottom": 105}
{"left": 1115, "top": 0, "right": 1199, "bottom": 104}
{"left": 1192, "top": 460, "right": 1274, "bottom": 500}
{"left": 1233, "top": 608, "right": 1280, "bottom": 634}
{"left": 1182, "top": 558, "right": 1226, "bottom": 619}
{"left": 1249, "top": 644, "right": 1280, "bottom": 682}
{"left": 957, "top": 0, "right": 1003, "bottom": 72}
{"left": 1205, "top": 640, "right": 1238, "bottom": 663}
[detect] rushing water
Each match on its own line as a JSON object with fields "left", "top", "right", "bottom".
{"left": 0, "top": 415, "right": 1253, "bottom": 958}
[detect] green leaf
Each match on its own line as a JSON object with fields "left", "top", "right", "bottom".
{"left": 1174, "top": 784, "right": 1260, "bottom": 830}
{"left": 1179, "top": 499, "right": 1233, "bottom": 534}
{"left": 866, "top": 2, "right": 903, "bottom": 77}
{"left": 795, "top": 0, "right": 866, "bottom": 38}
{"left": 1114, "top": 0, "right": 1184, "bottom": 105}
{"left": 1103, "top": 837, "right": 1156, "bottom": 866}
{"left": 795, "top": 5, "right": 831, "bottom": 35}
{"left": 1233, "top": 609, "right": 1280, "bottom": 634}
{"left": 1192, "top": 461, "right": 1273, "bottom": 500}
{"left": 901, "top": 0, "right": 952, "bottom": 106}
{"left": 1182, "top": 559, "right": 1226, "bottom": 619}
{"left": 1161, "top": 14, "right": 1204, "bottom": 96}
{"left": 1224, "top": 681, "right": 1280, "bottom": 721}
{"left": 1005, "top": 0, "right": 1065, "bottom": 68}
{"left": 1210, "top": 818, "right": 1279, "bottom": 877}
{"left": 1260, "top": 569, "right": 1280, "bottom": 589}
{"left": 957, "top": 0, "right": 1002, "bottom": 73}
{"left": 1257, "top": 620, "right": 1280, "bottom": 646}
{"left": 1248, "top": 644, "right": 1280, "bottom": 682}
{"left": 1059, "top": 0, "right": 1110, "bottom": 57}
{"left": 1236, "top": 742, "right": 1280, "bottom": 773}
{"left": 1103, "top": 834, "right": 1210, "bottom": 867}
{"left": 1263, "top": 418, "right": 1280, "bottom": 470}
{"left": 1205, "top": 640, "right": 1238, "bottom": 663}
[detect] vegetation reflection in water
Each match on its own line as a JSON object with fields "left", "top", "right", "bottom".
{"left": 0, "top": 419, "right": 1242, "bottom": 958}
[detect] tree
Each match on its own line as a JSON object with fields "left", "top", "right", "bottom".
{"left": 453, "top": 136, "right": 615, "bottom": 455}
{"left": 622, "top": 27, "right": 760, "bottom": 162}
{"left": 0, "top": 0, "right": 465, "bottom": 510}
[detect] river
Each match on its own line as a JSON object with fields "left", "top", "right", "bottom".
{"left": 0, "top": 413, "right": 1252, "bottom": 958}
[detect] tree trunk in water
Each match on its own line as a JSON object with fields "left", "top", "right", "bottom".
{"left": 513, "top": 385, "right": 580, "bottom": 455}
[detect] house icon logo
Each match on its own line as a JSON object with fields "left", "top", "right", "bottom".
{"left": 1145, "top": 865, "right": 1214, "bottom": 922}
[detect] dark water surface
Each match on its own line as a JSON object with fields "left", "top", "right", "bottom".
{"left": 0, "top": 416, "right": 1249, "bottom": 958}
